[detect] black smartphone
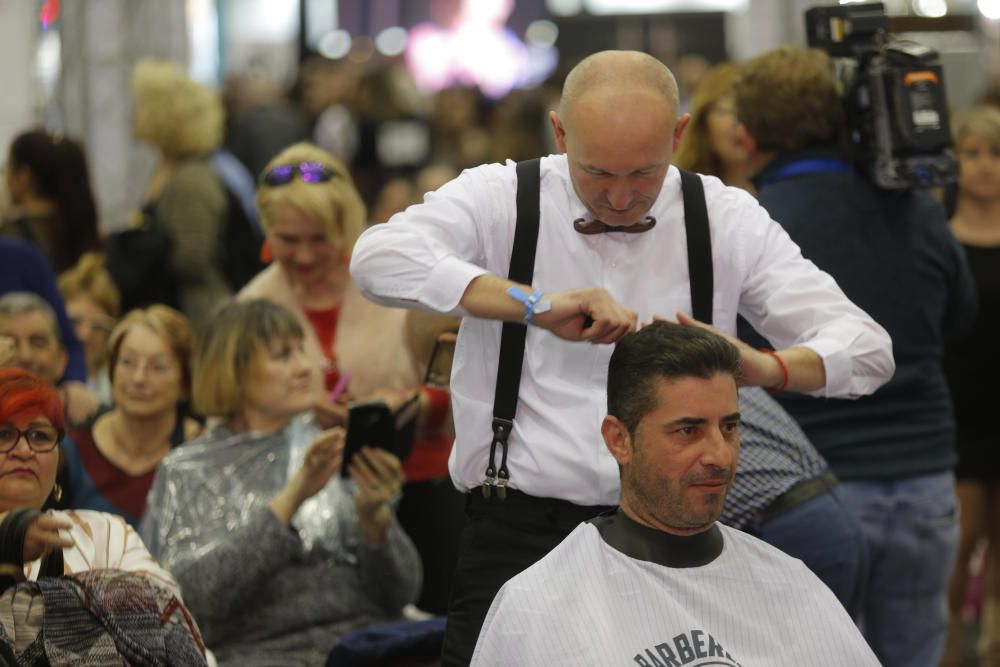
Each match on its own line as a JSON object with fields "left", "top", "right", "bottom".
{"left": 341, "top": 395, "right": 419, "bottom": 477}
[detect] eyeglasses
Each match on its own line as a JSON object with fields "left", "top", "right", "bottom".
{"left": 0, "top": 425, "right": 62, "bottom": 454}
{"left": 260, "top": 162, "right": 338, "bottom": 187}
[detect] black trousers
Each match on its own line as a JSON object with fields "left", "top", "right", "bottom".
{"left": 440, "top": 489, "right": 613, "bottom": 666}
{"left": 396, "top": 476, "right": 467, "bottom": 615}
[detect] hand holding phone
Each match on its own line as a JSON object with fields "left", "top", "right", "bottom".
{"left": 341, "top": 394, "right": 419, "bottom": 477}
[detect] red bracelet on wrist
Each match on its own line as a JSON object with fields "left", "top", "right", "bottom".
{"left": 760, "top": 348, "right": 789, "bottom": 394}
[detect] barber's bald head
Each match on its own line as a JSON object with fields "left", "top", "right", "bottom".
{"left": 559, "top": 51, "right": 680, "bottom": 129}
{"left": 550, "top": 51, "right": 689, "bottom": 230}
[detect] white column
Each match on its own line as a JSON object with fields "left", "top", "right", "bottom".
{"left": 0, "top": 0, "right": 40, "bottom": 160}
{"left": 56, "top": 0, "right": 187, "bottom": 232}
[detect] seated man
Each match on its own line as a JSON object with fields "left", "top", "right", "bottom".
{"left": 471, "top": 321, "right": 877, "bottom": 666}
{"left": 0, "top": 290, "right": 98, "bottom": 425}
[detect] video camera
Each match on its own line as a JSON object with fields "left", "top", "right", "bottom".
{"left": 805, "top": 2, "right": 957, "bottom": 189}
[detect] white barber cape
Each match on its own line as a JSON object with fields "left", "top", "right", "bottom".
{"left": 471, "top": 513, "right": 878, "bottom": 667}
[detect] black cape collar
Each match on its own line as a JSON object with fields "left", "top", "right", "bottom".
{"left": 591, "top": 508, "right": 724, "bottom": 568}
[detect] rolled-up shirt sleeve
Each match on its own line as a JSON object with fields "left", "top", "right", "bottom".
{"left": 734, "top": 198, "right": 895, "bottom": 399}
{"left": 351, "top": 165, "right": 508, "bottom": 314}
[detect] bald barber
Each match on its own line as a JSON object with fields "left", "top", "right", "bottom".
{"left": 351, "top": 50, "right": 894, "bottom": 666}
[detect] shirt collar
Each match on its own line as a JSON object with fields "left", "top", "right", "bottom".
{"left": 751, "top": 147, "right": 849, "bottom": 191}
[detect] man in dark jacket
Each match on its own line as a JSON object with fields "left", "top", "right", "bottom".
{"left": 735, "top": 46, "right": 977, "bottom": 667}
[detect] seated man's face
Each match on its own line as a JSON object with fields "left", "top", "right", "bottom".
{"left": 0, "top": 312, "right": 67, "bottom": 386}
{"left": 623, "top": 373, "right": 740, "bottom": 534}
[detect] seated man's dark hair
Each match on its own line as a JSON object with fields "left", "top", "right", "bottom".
{"left": 607, "top": 321, "right": 741, "bottom": 436}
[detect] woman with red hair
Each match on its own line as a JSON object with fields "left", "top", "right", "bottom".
{"left": 0, "top": 368, "right": 178, "bottom": 587}
{"left": 0, "top": 368, "right": 205, "bottom": 663}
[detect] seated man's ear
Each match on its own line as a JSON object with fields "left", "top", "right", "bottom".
{"left": 601, "top": 415, "right": 633, "bottom": 466}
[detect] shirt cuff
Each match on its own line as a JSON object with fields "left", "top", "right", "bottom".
{"left": 798, "top": 334, "right": 891, "bottom": 399}
{"left": 421, "top": 256, "right": 488, "bottom": 314}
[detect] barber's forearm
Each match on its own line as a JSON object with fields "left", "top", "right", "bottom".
{"left": 773, "top": 347, "right": 827, "bottom": 394}
{"left": 458, "top": 274, "right": 531, "bottom": 322}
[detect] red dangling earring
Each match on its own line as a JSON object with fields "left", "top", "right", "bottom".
{"left": 260, "top": 240, "right": 273, "bottom": 264}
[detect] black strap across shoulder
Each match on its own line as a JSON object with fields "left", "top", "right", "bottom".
{"left": 484, "top": 158, "right": 541, "bottom": 498}
{"left": 484, "top": 163, "right": 712, "bottom": 498}
{"left": 678, "top": 168, "right": 714, "bottom": 324}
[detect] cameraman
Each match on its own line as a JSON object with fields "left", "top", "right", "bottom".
{"left": 734, "top": 46, "right": 977, "bottom": 667}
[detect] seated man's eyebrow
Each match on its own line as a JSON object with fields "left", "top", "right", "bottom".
{"left": 667, "top": 417, "right": 707, "bottom": 427}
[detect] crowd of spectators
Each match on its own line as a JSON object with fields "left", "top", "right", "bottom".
{"left": 0, "top": 43, "right": 996, "bottom": 667}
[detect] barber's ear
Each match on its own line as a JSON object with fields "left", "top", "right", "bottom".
{"left": 672, "top": 113, "right": 692, "bottom": 152}
{"left": 549, "top": 110, "right": 568, "bottom": 153}
{"left": 601, "top": 415, "right": 633, "bottom": 466}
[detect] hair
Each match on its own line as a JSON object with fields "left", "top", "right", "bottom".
{"left": 673, "top": 62, "right": 740, "bottom": 175}
{"left": 107, "top": 305, "right": 195, "bottom": 397}
{"left": 8, "top": 130, "right": 101, "bottom": 271}
{"left": 131, "top": 58, "right": 224, "bottom": 159}
{"left": 0, "top": 292, "right": 60, "bottom": 342}
{"left": 607, "top": 321, "right": 741, "bottom": 436}
{"left": 57, "top": 252, "right": 121, "bottom": 319}
{"left": 953, "top": 106, "right": 1000, "bottom": 149}
{"left": 0, "top": 368, "right": 65, "bottom": 433}
{"left": 256, "top": 142, "right": 367, "bottom": 256}
{"left": 734, "top": 46, "right": 844, "bottom": 153}
{"left": 559, "top": 51, "right": 680, "bottom": 122}
{"left": 192, "top": 299, "right": 304, "bottom": 417}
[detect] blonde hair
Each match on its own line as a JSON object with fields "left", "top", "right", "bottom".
{"left": 953, "top": 106, "right": 1000, "bottom": 148}
{"left": 108, "top": 305, "right": 195, "bottom": 395}
{"left": 131, "top": 59, "right": 224, "bottom": 159}
{"left": 674, "top": 62, "right": 740, "bottom": 176}
{"left": 192, "top": 299, "right": 304, "bottom": 417}
{"left": 256, "top": 142, "right": 367, "bottom": 257}
{"left": 58, "top": 253, "right": 121, "bottom": 318}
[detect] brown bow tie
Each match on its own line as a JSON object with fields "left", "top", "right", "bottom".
{"left": 573, "top": 216, "right": 657, "bottom": 235}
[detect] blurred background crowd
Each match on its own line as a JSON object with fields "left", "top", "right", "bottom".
{"left": 0, "top": 0, "right": 998, "bottom": 665}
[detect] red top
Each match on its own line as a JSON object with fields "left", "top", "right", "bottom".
{"left": 305, "top": 305, "right": 342, "bottom": 392}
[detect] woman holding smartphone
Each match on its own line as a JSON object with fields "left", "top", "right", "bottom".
{"left": 142, "top": 299, "right": 420, "bottom": 667}
{"left": 239, "top": 142, "right": 420, "bottom": 427}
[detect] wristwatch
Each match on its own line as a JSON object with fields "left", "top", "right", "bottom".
{"left": 506, "top": 286, "right": 552, "bottom": 324}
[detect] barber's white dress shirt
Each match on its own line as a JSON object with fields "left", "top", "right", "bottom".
{"left": 469, "top": 521, "right": 880, "bottom": 666}
{"left": 351, "top": 156, "right": 894, "bottom": 506}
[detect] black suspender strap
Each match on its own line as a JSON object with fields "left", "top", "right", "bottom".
{"left": 484, "top": 158, "right": 541, "bottom": 499}
{"left": 483, "top": 164, "right": 712, "bottom": 499}
{"left": 679, "top": 169, "right": 714, "bottom": 325}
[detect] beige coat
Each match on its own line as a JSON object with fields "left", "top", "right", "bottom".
{"left": 238, "top": 263, "right": 420, "bottom": 402}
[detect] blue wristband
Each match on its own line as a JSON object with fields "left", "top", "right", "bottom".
{"left": 506, "top": 286, "right": 551, "bottom": 324}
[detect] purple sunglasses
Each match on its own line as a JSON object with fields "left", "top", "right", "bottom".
{"left": 260, "top": 161, "right": 337, "bottom": 186}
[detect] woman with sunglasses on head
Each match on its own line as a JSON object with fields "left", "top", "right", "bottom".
{"left": 240, "top": 142, "right": 423, "bottom": 427}
{"left": 143, "top": 299, "right": 420, "bottom": 667}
